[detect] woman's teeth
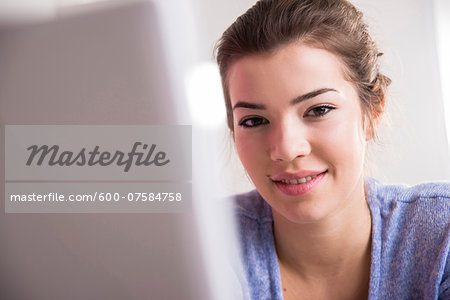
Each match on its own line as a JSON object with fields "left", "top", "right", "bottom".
{"left": 280, "top": 174, "right": 318, "bottom": 185}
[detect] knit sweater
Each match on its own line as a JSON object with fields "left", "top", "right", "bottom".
{"left": 233, "top": 178, "right": 450, "bottom": 299}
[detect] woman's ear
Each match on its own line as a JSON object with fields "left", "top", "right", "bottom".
{"left": 374, "top": 96, "right": 385, "bottom": 126}
{"left": 365, "top": 96, "right": 385, "bottom": 141}
{"left": 364, "top": 116, "right": 375, "bottom": 142}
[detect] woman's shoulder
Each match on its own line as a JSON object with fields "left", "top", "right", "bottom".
{"left": 366, "top": 178, "right": 450, "bottom": 298}
{"left": 367, "top": 177, "right": 449, "bottom": 232}
{"left": 367, "top": 177, "right": 450, "bottom": 207}
{"left": 231, "top": 189, "right": 273, "bottom": 224}
{"left": 367, "top": 177, "right": 449, "bottom": 257}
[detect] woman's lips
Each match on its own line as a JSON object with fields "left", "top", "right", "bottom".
{"left": 272, "top": 171, "right": 327, "bottom": 196}
{"left": 271, "top": 169, "right": 327, "bottom": 181}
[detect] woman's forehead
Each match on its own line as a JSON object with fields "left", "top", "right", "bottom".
{"left": 227, "top": 43, "right": 351, "bottom": 102}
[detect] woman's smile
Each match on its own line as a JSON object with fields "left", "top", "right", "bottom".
{"left": 271, "top": 170, "right": 328, "bottom": 197}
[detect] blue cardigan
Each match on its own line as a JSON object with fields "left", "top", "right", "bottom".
{"left": 233, "top": 178, "right": 450, "bottom": 299}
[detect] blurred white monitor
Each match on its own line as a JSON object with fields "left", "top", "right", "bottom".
{"left": 0, "top": 1, "right": 244, "bottom": 299}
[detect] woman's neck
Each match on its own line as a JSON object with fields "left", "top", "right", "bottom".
{"left": 273, "top": 179, "right": 372, "bottom": 298}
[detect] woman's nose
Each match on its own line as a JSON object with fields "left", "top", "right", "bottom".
{"left": 269, "top": 120, "right": 311, "bottom": 162}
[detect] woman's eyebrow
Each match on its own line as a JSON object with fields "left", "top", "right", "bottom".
{"left": 232, "top": 102, "right": 266, "bottom": 111}
{"left": 290, "top": 88, "right": 337, "bottom": 105}
{"left": 232, "top": 88, "right": 337, "bottom": 111}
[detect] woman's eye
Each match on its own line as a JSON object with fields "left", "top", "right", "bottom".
{"left": 304, "top": 105, "right": 335, "bottom": 118}
{"left": 238, "top": 117, "right": 269, "bottom": 128}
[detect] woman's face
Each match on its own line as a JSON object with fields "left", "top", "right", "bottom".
{"left": 228, "top": 43, "right": 369, "bottom": 224}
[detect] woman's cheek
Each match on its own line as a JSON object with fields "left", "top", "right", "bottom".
{"left": 235, "top": 133, "right": 263, "bottom": 168}
{"left": 322, "top": 117, "right": 366, "bottom": 171}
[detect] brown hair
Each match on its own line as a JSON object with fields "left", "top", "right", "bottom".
{"left": 215, "top": 0, "right": 391, "bottom": 137}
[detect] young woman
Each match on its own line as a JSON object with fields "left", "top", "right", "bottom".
{"left": 215, "top": 0, "right": 449, "bottom": 299}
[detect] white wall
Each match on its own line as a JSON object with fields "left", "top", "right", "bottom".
{"left": 434, "top": 0, "right": 450, "bottom": 156}
{"left": 352, "top": 0, "right": 450, "bottom": 184}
